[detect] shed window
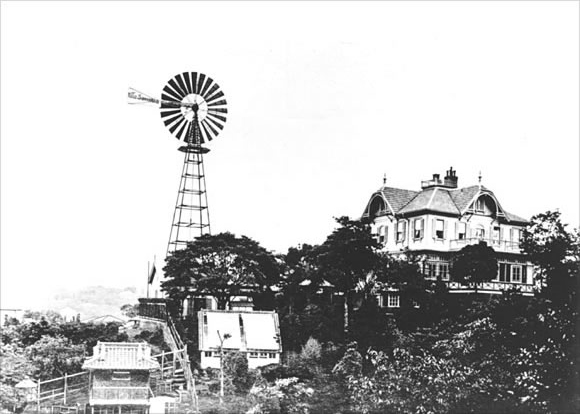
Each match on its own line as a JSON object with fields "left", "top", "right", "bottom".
{"left": 387, "top": 294, "right": 400, "bottom": 308}
{"left": 204, "top": 351, "right": 213, "bottom": 357}
{"left": 112, "top": 371, "right": 131, "bottom": 381}
{"left": 249, "top": 352, "right": 258, "bottom": 358}
{"left": 268, "top": 353, "right": 276, "bottom": 358}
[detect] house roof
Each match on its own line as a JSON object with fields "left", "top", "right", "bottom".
{"left": 379, "top": 187, "right": 418, "bottom": 213}
{"left": 82, "top": 342, "right": 160, "bottom": 370}
{"left": 198, "top": 310, "right": 281, "bottom": 352}
{"left": 367, "top": 183, "right": 527, "bottom": 223}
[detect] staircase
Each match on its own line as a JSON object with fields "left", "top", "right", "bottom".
{"left": 138, "top": 300, "right": 199, "bottom": 413}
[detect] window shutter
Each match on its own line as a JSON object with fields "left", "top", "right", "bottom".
{"left": 522, "top": 266, "right": 527, "bottom": 284}
{"left": 506, "top": 264, "right": 512, "bottom": 282}
{"left": 510, "top": 228, "right": 514, "bottom": 242}
{"left": 385, "top": 226, "right": 388, "bottom": 243}
{"left": 402, "top": 221, "right": 407, "bottom": 241}
{"left": 500, "top": 227, "right": 504, "bottom": 241}
{"left": 455, "top": 222, "right": 458, "bottom": 239}
{"left": 443, "top": 220, "right": 448, "bottom": 239}
{"left": 420, "top": 218, "right": 424, "bottom": 239}
{"left": 432, "top": 218, "right": 436, "bottom": 238}
{"left": 499, "top": 263, "right": 505, "bottom": 282}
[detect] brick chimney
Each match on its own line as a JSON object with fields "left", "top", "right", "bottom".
{"left": 444, "top": 167, "right": 458, "bottom": 188}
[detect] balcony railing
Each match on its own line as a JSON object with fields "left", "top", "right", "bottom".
{"left": 90, "top": 386, "right": 150, "bottom": 405}
{"left": 449, "top": 237, "right": 521, "bottom": 253}
{"left": 446, "top": 281, "right": 534, "bottom": 295}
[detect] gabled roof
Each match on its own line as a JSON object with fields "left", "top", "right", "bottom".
{"left": 198, "top": 310, "right": 281, "bottom": 352}
{"left": 448, "top": 185, "right": 483, "bottom": 212}
{"left": 82, "top": 342, "right": 160, "bottom": 370}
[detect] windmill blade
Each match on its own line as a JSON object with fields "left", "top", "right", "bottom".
{"left": 207, "top": 99, "right": 227, "bottom": 108}
{"left": 203, "top": 83, "right": 220, "bottom": 100}
{"left": 191, "top": 72, "right": 199, "bottom": 94}
{"left": 196, "top": 74, "right": 207, "bottom": 96}
{"left": 161, "top": 114, "right": 185, "bottom": 126}
{"left": 176, "top": 120, "right": 191, "bottom": 142}
{"left": 167, "top": 79, "right": 187, "bottom": 99}
{"left": 182, "top": 72, "right": 194, "bottom": 94}
{"left": 206, "top": 111, "right": 227, "bottom": 124}
{"left": 206, "top": 91, "right": 225, "bottom": 105}
{"left": 205, "top": 115, "right": 224, "bottom": 131}
{"left": 162, "top": 86, "right": 183, "bottom": 102}
{"left": 200, "top": 77, "right": 213, "bottom": 97}
{"left": 199, "top": 120, "right": 213, "bottom": 143}
{"left": 175, "top": 74, "right": 189, "bottom": 97}
{"left": 168, "top": 117, "right": 187, "bottom": 135}
{"left": 202, "top": 118, "right": 219, "bottom": 138}
{"left": 159, "top": 109, "right": 182, "bottom": 118}
{"left": 208, "top": 107, "right": 228, "bottom": 114}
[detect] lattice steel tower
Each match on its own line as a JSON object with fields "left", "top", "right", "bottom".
{"left": 128, "top": 72, "right": 228, "bottom": 255}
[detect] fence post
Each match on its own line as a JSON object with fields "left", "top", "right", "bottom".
{"left": 37, "top": 379, "right": 40, "bottom": 412}
{"left": 64, "top": 372, "right": 68, "bottom": 405}
{"left": 161, "top": 353, "right": 165, "bottom": 379}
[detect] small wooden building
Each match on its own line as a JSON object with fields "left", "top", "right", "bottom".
{"left": 198, "top": 310, "right": 282, "bottom": 369}
{"left": 82, "top": 342, "right": 160, "bottom": 414}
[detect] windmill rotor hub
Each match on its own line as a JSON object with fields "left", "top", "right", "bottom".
{"left": 159, "top": 72, "right": 228, "bottom": 145}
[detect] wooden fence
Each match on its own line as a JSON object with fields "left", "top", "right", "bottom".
{"left": 36, "top": 371, "right": 89, "bottom": 410}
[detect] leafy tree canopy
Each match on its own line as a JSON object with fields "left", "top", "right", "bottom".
{"left": 520, "top": 210, "right": 580, "bottom": 307}
{"left": 162, "top": 232, "right": 280, "bottom": 310}
{"left": 450, "top": 241, "right": 498, "bottom": 286}
{"left": 311, "top": 217, "right": 379, "bottom": 336}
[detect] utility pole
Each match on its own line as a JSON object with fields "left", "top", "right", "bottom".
{"left": 217, "top": 330, "right": 231, "bottom": 405}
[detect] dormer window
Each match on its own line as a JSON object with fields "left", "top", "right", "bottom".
{"left": 475, "top": 198, "right": 485, "bottom": 213}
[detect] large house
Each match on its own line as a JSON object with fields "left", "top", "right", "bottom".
{"left": 362, "top": 167, "right": 534, "bottom": 305}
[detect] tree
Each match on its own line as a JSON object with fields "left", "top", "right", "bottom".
{"left": 450, "top": 241, "right": 498, "bottom": 291}
{"left": 520, "top": 210, "right": 580, "bottom": 307}
{"left": 0, "top": 344, "right": 33, "bottom": 412}
{"left": 162, "top": 232, "right": 280, "bottom": 311}
{"left": 120, "top": 303, "right": 139, "bottom": 318}
{"left": 25, "top": 335, "right": 85, "bottom": 380}
{"left": 312, "top": 217, "right": 379, "bottom": 338}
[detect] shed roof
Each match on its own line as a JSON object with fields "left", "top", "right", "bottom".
{"left": 199, "top": 310, "right": 281, "bottom": 352}
{"left": 82, "top": 342, "right": 160, "bottom": 370}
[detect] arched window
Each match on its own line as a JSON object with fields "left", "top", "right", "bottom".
{"left": 369, "top": 196, "right": 386, "bottom": 218}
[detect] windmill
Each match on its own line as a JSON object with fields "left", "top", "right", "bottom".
{"left": 128, "top": 71, "right": 228, "bottom": 268}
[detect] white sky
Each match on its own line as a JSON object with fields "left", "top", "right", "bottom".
{"left": 1, "top": 1, "right": 579, "bottom": 310}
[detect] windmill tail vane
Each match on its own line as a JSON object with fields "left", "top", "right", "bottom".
{"left": 128, "top": 87, "right": 159, "bottom": 105}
